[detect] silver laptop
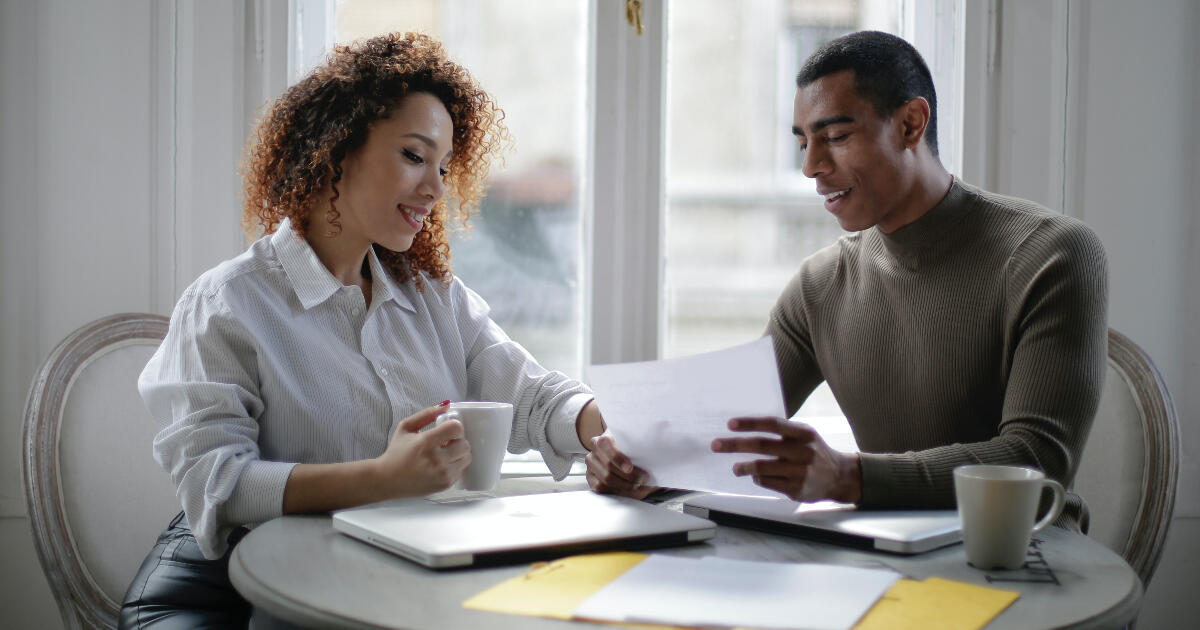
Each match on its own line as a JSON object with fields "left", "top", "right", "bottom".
{"left": 333, "top": 490, "right": 716, "bottom": 568}
{"left": 682, "top": 493, "right": 961, "bottom": 554}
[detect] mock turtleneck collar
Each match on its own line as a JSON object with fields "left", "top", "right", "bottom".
{"left": 875, "top": 176, "right": 973, "bottom": 270}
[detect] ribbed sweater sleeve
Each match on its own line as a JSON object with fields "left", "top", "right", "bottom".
{"left": 767, "top": 180, "right": 1108, "bottom": 528}
{"left": 768, "top": 245, "right": 839, "bottom": 415}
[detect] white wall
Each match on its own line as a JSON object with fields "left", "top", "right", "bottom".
{"left": 2, "top": 2, "right": 152, "bottom": 625}
{"left": 1071, "top": 0, "right": 1198, "bottom": 520}
{"left": 1, "top": 0, "right": 1196, "bottom": 628}
{"left": 0, "top": 1, "right": 256, "bottom": 627}
{"left": 976, "top": 1, "right": 1199, "bottom": 627}
{"left": 1080, "top": 2, "right": 1200, "bottom": 625}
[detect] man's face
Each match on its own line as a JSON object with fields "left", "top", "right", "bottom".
{"left": 792, "top": 70, "right": 915, "bottom": 233}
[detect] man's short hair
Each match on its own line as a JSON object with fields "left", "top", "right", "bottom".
{"left": 796, "top": 31, "right": 939, "bottom": 157}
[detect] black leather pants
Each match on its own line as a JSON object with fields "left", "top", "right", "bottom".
{"left": 119, "top": 512, "right": 252, "bottom": 629}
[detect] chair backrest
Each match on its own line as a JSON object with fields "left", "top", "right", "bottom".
{"left": 23, "top": 313, "right": 179, "bottom": 630}
{"left": 1073, "top": 328, "right": 1180, "bottom": 588}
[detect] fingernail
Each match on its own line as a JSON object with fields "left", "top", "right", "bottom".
{"left": 439, "top": 400, "right": 451, "bottom": 407}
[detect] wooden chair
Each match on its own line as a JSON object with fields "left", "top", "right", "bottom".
{"left": 1073, "top": 328, "right": 1181, "bottom": 590}
{"left": 22, "top": 313, "right": 178, "bottom": 629}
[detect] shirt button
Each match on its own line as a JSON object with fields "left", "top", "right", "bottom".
{"left": 351, "top": 307, "right": 362, "bottom": 316}
{"left": 378, "top": 367, "right": 389, "bottom": 377}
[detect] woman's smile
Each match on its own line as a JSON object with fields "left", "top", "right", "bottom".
{"left": 398, "top": 203, "right": 428, "bottom": 230}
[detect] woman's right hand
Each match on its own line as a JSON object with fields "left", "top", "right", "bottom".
{"left": 375, "top": 403, "right": 472, "bottom": 497}
{"left": 585, "top": 431, "right": 659, "bottom": 499}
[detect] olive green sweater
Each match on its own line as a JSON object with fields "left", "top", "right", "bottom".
{"left": 767, "top": 178, "right": 1108, "bottom": 529}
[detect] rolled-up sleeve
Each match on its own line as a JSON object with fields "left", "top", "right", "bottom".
{"left": 140, "top": 289, "right": 294, "bottom": 559}
{"left": 452, "top": 279, "right": 593, "bottom": 479}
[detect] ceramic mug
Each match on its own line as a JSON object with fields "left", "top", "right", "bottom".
{"left": 953, "top": 464, "right": 1066, "bottom": 570}
{"left": 436, "top": 402, "right": 513, "bottom": 491}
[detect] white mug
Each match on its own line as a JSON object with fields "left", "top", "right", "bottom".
{"left": 436, "top": 402, "right": 513, "bottom": 491}
{"left": 953, "top": 465, "right": 1066, "bottom": 570}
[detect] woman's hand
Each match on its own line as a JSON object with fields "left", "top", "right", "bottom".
{"left": 585, "top": 431, "right": 659, "bottom": 499}
{"left": 283, "top": 403, "right": 471, "bottom": 514}
{"left": 374, "top": 403, "right": 472, "bottom": 497}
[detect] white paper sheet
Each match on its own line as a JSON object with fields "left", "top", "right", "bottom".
{"left": 588, "top": 337, "right": 786, "bottom": 497}
{"left": 573, "top": 555, "right": 900, "bottom": 630}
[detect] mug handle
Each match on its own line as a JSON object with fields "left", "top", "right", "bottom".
{"left": 1031, "top": 479, "right": 1067, "bottom": 533}
{"left": 435, "top": 410, "right": 460, "bottom": 426}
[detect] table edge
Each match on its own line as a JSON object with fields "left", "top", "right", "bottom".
{"left": 230, "top": 532, "right": 397, "bottom": 630}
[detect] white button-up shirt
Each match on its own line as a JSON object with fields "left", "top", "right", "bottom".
{"left": 140, "top": 219, "right": 592, "bottom": 558}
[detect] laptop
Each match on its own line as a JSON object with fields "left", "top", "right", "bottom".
{"left": 682, "top": 493, "right": 961, "bottom": 554}
{"left": 333, "top": 490, "right": 716, "bottom": 569}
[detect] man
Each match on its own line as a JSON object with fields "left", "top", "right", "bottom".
{"left": 586, "top": 31, "right": 1107, "bottom": 530}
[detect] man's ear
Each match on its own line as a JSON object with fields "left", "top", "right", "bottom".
{"left": 898, "top": 97, "right": 931, "bottom": 150}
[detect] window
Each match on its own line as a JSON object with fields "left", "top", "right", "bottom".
{"left": 331, "top": 0, "right": 590, "bottom": 379}
{"left": 291, "top": 0, "right": 962, "bottom": 457}
{"left": 663, "top": 1, "right": 871, "bottom": 365}
{"left": 663, "top": 1, "right": 958, "bottom": 444}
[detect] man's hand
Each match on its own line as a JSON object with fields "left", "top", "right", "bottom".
{"left": 584, "top": 431, "right": 658, "bottom": 499}
{"left": 711, "top": 417, "right": 861, "bottom": 503}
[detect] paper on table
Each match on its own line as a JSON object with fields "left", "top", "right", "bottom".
{"left": 574, "top": 555, "right": 900, "bottom": 630}
{"left": 854, "top": 577, "right": 1019, "bottom": 630}
{"left": 463, "top": 552, "right": 686, "bottom": 629}
{"left": 462, "top": 552, "right": 648, "bottom": 619}
{"left": 588, "top": 337, "right": 785, "bottom": 496}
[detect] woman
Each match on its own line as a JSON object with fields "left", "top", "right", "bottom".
{"left": 120, "top": 32, "right": 605, "bottom": 628}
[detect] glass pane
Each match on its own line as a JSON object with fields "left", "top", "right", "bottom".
{"left": 665, "top": 0, "right": 901, "bottom": 440}
{"left": 334, "top": 0, "right": 587, "bottom": 380}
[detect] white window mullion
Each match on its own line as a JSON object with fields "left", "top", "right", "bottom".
{"left": 248, "top": 0, "right": 291, "bottom": 105}
{"left": 959, "top": 0, "right": 1000, "bottom": 190}
{"left": 172, "top": 2, "right": 251, "bottom": 297}
{"left": 902, "top": 0, "right": 964, "bottom": 177}
{"left": 586, "top": 0, "right": 668, "bottom": 369}
{"left": 150, "top": 0, "right": 178, "bottom": 314}
{"left": 289, "top": 0, "right": 336, "bottom": 86}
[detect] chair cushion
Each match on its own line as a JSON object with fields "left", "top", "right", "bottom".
{"left": 59, "top": 342, "right": 180, "bottom": 603}
{"left": 1072, "top": 362, "right": 1145, "bottom": 555}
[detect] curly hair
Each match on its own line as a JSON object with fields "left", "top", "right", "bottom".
{"left": 240, "top": 32, "right": 507, "bottom": 287}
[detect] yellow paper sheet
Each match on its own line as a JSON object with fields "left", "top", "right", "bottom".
{"left": 463, "top": 552, "right": 689, "bottom": 629}
{"left": 854, "top": 577, "right": 1019, "bottom": 630}
{"left": 466, "top": 554, "right": 1017, "bottom": 630}
{"left": 463, "top": 552, "right": 648, "bottom": 619}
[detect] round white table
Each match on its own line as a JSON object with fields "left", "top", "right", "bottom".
{"left": 229, "top": 477, "right": 1142, "bottom": 629}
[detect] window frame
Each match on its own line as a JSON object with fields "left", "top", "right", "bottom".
{"left": 590, "top": 0, "right": 967, "bottom": 370}
{"left": 280, "top": 0, "right": 968, "bottom": 374}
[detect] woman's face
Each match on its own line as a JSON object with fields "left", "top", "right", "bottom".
{"left": 334, "top": 92, "right": 453, "bottom": 253}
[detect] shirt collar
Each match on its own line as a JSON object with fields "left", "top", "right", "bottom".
{"left": 271, "top": 217, "right": 417, "bottom": 313}
{"left": 364, "top": 245, "right": 417, "bottom": 314}
{"left": 272, "top": 218, "right": 340, "bottom": 309}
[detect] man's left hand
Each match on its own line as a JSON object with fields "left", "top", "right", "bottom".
{"left": 711, "top": 417, "right": 862, "bottom": 503}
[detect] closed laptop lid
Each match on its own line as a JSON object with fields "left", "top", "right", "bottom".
{"left": 333, "top": 490, "right": 716, "bottom": 568}
{"left": 682, "top": 493, "right": 961, "bottom": 554}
